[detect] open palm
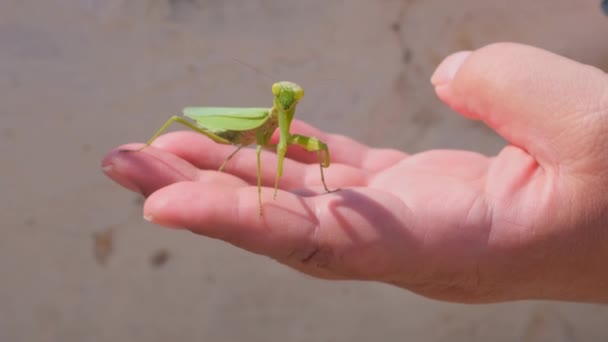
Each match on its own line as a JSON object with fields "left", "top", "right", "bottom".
{"left": 103, "top": 117, "right": 544, "bottom": 302}
{"left": 103, "top": 43, "right": 608, "bottom": 302}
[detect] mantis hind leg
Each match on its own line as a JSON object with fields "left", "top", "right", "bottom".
{"left": 288, "top": 134, "right": 340, "bottom": 194}
{"left": 138, "top": 116, "right": 231, "bottom": 151}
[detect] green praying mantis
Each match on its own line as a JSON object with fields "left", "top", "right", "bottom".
{"left": 138, "top": 81, "right": 338, "bottom": 215}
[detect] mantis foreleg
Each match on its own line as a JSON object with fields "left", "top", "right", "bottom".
{"left": 288, "top": 134, "right": 339, "bottom": 194}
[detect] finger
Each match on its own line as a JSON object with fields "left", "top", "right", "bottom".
{"left": 148, "top": 131, "right": 369, "bottom": 189}
{"left": 432, "top": 42, "right": 608, "bottom": 170}
{"left": 144, "top": 182, "right": 414, "bottom": 279}
{"left": 101, "top": 144, "right": 247, "bottom": 196}
{"left": 150, "top": 120, "right": 405, "bottom": 174}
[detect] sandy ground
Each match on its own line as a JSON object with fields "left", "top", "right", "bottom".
{"left": 2, "top": 1, "right": 608, "bottom": 341}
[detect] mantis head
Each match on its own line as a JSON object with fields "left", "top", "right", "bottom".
{"left": 272, "top": 81, "right": 304, "bottom": 111}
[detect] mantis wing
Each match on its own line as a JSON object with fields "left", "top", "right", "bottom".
{"left": 183, "top": 107, "right": 270, "bottom": 131}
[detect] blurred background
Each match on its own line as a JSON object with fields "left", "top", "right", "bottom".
{"left": 2, "top": 0, "right": 608, "bottom": 341}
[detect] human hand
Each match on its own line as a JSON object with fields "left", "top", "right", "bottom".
{"left": 102, "top": 43, "right": 608, "bottom": 303}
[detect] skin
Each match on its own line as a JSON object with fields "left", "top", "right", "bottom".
{"left": 102, "top": 43, "right": 608, "bottom": 303}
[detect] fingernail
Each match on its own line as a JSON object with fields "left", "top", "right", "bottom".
{"left": 101, "top": 164, "right": 142, "bottom": 194}
{"left": 143, "top": 214, "right": 154, "bottom": 222}
{"left": 431, "top": 51, "right": 472, "bottom": 86}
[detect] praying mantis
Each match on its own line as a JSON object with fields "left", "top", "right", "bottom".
{"left": 138, "top": 81, "right": 338, "bottom": 215}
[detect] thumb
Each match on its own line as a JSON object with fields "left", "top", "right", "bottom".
{"left": 432, "top": 42, "right": 608, "bottom": 172}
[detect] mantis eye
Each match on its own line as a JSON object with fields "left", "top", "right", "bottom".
{"left": 294, "top": 88, "right": 304, "bottom": 101}
{"left": 272, "top": 83, "right": 281, "bottom": 96}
